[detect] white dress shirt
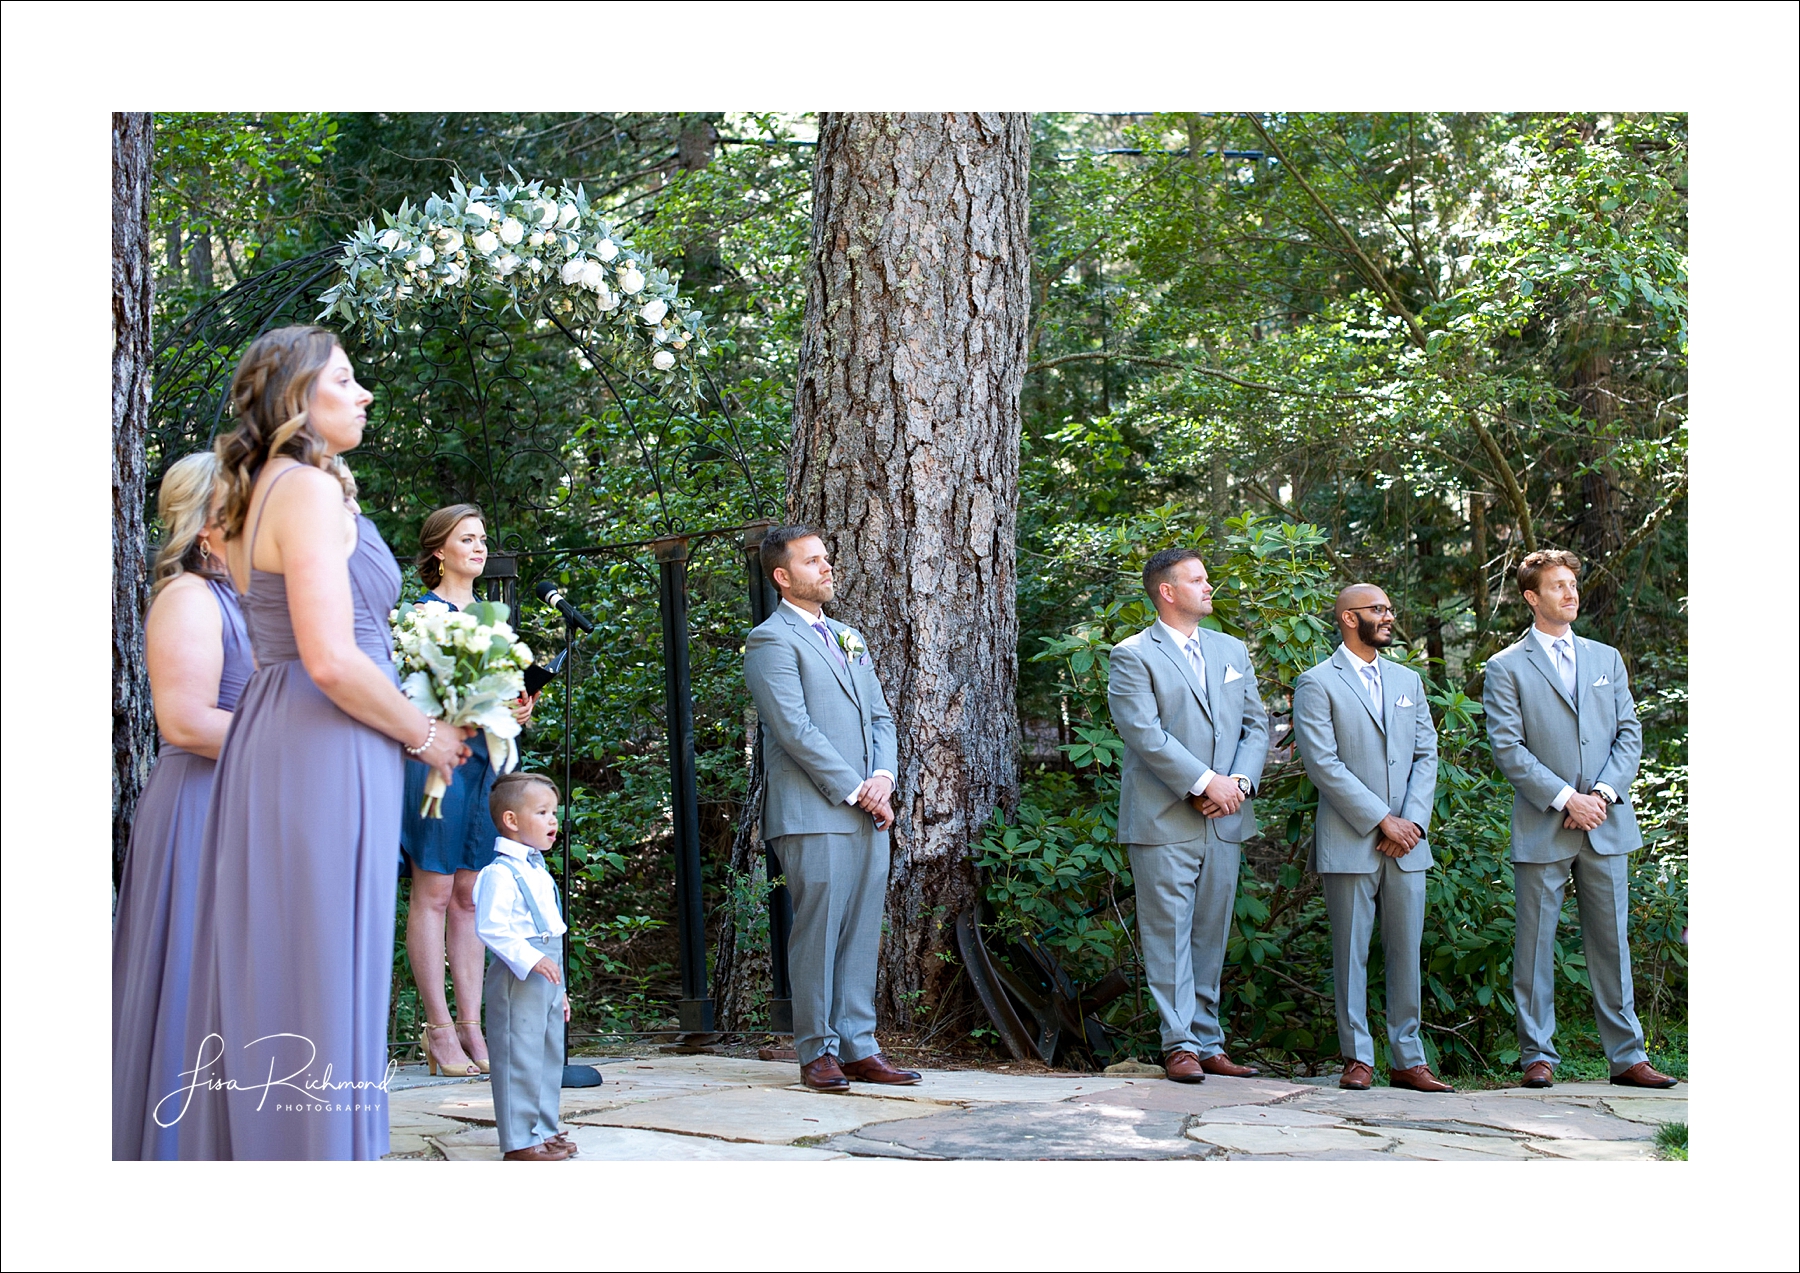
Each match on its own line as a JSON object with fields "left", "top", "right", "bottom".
{"left": 1155, "top": 619, "right": 1250, "bottom": 798}
{"left": 780, "top": 597, "right": 895, "bottom": 804}
{"left": 1344, "top": 645, "right": 1384, "bottom": 714}
{"left": 474, "top": 836, "right": 569, "bottom": 981}
{"left": 1529, "top": 625, "right": 1618, "bottom": 809}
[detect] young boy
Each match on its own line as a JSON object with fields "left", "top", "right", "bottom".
{"left": 475, "top": 772, "right": 576, "bottom": 1162}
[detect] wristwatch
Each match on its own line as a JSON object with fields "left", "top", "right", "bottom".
{"left": 1235, "top": 775, "right": 1253, "bottom": 798}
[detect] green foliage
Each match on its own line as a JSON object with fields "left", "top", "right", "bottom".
{"left": 1655, "top": 1121, "right": 1688, "bottom": 1161}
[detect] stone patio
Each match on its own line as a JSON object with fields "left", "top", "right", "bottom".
{"left": 382, "top": 1055, "right": 1686, "bottom": 1161}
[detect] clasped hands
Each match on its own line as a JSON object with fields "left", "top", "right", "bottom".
{"left": 1375, "top": 813, "right": 1423, "bottom": 858}
{"left": 856, "top": 774, "right": 895, "bottom": 830}
{"left": 1562, "top": 789, "right": 1611, "bottom": 832}
{"left": 1189, "top": 772, "right": 1246, "bottom": 820}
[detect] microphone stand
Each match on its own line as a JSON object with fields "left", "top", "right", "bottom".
{"left": 560, "top": 607, "right": 602, "bottom": 1089}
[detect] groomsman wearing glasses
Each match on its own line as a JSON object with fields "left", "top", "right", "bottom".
{"left": 1109, "top": 548, "right": 1270, "bottom": 1083}
{"left": 1293, "top": 585, "right": 1451, "bottom": 1092}
{"left": 1483, "top": 549, "right": 1676, "bottom": 1089}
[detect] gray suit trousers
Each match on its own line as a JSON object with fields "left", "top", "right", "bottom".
{"left": 769, "top": 822, "right": 888, "bottom": 1065}
{"left": 483, "top": 939, "right": 564, "bottom": 1153}
{"left": 1321, "top": 858, "right": 1426, "bottom": 1069}
{"left": 1128, "top": 834, "right": 1240, "bottom": 1057}
{"left": 1513, "top": 845, "right": 1647, "bottom": 1072}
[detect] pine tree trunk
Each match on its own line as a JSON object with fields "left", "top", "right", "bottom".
{"left": 787, "top": 112, "right": 1030, "bottom": 1027}
{"left": 114, "top": 112, "right": 156, "bottom": 883}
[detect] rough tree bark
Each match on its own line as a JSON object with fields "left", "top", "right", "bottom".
{"left": 787, "top": 112, "right": 1030, "bottom": 1026}
{"left": 114, "top": 112, "right": 156, "bottom": 883}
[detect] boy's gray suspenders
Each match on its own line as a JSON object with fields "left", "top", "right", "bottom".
{"left": 496, "top": 856, "right": 558, "bottom": 940}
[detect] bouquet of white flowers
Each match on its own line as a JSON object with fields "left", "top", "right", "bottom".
{"left": 391, "top": 599, "right": 535, "bottom": 817}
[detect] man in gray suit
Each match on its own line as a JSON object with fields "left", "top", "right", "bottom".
{"left": 1109, "top": 548, "right": 1270, "bottom": 1083}
{"left": 743, "top": 526, "right": 919, "bottom": 1092}
{"left": 1293, "top": 584, "right": 1451, "bottom": 1093}
{"left": 1483, "top": 549, "right": 1676, "bottom": 1089}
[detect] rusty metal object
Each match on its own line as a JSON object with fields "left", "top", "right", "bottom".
{"left": 954, "top": 906, "right": 1131, "bottom": 1066}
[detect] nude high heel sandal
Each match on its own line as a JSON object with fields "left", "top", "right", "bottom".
{"left": 422, "top": 1021, "right": 479, "bottom": 1077}
{"left": 456, "top": 1019, "right": 491, "bottom": 1074}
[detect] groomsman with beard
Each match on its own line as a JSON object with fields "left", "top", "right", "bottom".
{"left": 1108, "top": 548, "right": 1270, "bottom": 1083}
{"left": 1483, "top": 549, "right": 1676, "bottom": 1090}
{"left": 743, "top": 526, "right": 919, "bottom": 1092}
{"left": 1292, "top": 584, "right": 1451, "bottom": 1092}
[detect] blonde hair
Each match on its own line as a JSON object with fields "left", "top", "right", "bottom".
{"left": 150, "top": 451, "right": 227, "bottom": 600}
{"left": 214, "top": 325, "right": 358, "bottom": 540}
{"left": 416, "top": 503, "right": 487, "bottom": 589}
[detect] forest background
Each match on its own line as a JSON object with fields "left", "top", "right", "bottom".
{"left": 130, "top": 109, "right": 1688, "bottom": 1082}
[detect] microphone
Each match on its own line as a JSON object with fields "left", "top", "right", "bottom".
{"left": 534, "top": 579, "right": 596, "bottom": 634}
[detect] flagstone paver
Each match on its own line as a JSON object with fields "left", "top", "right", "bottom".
{"left": 577, "top": 1083, "right": 955, "bottom": 1143}
{"left": 382, "top": 1057, "right": 1681, "bottom": 1162}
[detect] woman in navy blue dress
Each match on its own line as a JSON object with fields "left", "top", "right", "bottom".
{"left": 400, "top": 503, "right": 538, "bottom": 1076}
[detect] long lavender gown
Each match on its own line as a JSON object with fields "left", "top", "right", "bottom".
{"left": 112, "top": 577, "right": 252, "bottom": 1160}
{"left": 178, "top": 488, "right": 405, "bottom": 1160}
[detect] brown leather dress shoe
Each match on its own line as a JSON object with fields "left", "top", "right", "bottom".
{"left": 1610, "top": 1061, "right": 1679, "bottom": 1088}
{"left": 1199, "top": 1052, "right": 1261, "bottom": 1078}
{"left": 1389, "top": 1064, "right": 1453, "bottom": 1093}
{"left": 503, "top": 1139, "right": 571, "bottom": 1161}
{"left": 1521, "top": 1060, "right": 1554, "bottom": 1088}
{"left": 1339, "top": 1060, "right": 1374, "bottom": 1090}
{"left": 800, "top": 1053, "right": 850, "bottom": 1092}
{"left": 549, "top": 1131, "right": 579, "bottom": 1156}
{"left": 1163, "top": 1050, "right": 1206, "bottom": 1084}
{"left": 840, "top": 1053, "right": 921, "bottom": 1085}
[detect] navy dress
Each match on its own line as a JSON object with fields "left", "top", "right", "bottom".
{"left": 112, "top": 577, "right": 252, "bottom": 1160}
{"left": 178, "top": 475, "right": 405, "bottom": 1160}
{"left": 400, "top": 591, "right": 502, "bottom": 876}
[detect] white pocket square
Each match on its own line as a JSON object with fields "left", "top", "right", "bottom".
{"left": 1395, "top": 695, "right": 1413, "bottom": 708}
{"left": 1223, "top": 666, "right": 1243, "bottom": 683}
{"left": 1592, "top": 675, "right": 1609, "bottom": 686}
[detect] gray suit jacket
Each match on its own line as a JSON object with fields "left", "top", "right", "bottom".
{"left": 744, "top": 604, "right": 897, "bottom": 839}
{"left": 1292, "top": 647, "right": 1438, "bottom": 874}
{"left": 1483, "top": 629, "right": 1642, "bottom": 862}
{"left": 1108, "top": 623, "right": 1270, "bottom": 847}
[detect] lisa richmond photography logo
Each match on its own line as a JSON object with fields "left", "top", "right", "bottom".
{"left": 154, "top": 1033, "right": 397, "bottom": 1128}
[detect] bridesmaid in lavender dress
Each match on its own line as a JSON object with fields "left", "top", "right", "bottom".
{"left": 113, "top": 453, "right": 251, "bottom": 1159}
{"left": 177, "top": 326, "right": 469, "bottom": 1160}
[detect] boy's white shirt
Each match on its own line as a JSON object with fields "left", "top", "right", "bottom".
{"left": 474, "top": 835, "right": 568, "bottom": 981}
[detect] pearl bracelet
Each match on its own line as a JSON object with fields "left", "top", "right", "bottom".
{"left": 403, "top": 718, "right": 437, "bottom": 757}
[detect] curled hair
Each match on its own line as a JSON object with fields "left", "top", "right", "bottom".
{"left": 489, "top": 771, "right": 561, "bottom": 827}
{"left": 150, "top": 452, "right": 227, "bottom": 600}
{"left": 416, "top": 503, "right": 487, "bottom": 589}
{"left": 214, "top": 325, "right": 357, "bottom": 540}
{"left": 1517, "top": 548, "right": 1582, "bottom": 596}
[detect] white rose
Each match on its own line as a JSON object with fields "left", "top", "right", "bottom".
{"left": 639, "top": 298, "right": 669, "bottom": 325}
{"left": 496, "top": 252, "right": 521, "bottom": 276}
{"left": 562, "top": 233, "right": 581, "bottom": 255}
{"left": 437, "top": 227, "right": 464, "bottom": 252}
{"left": 499, "top": 217, "right": 524, "bottom": 245}
{"left": 417, "top": 246, "right": 435, "bottom": 267}
{"left": 597, "top": 289, "right": 620, "bottom": 311}
{"left": 474, "top": 229, "right": 500, "bottom": 256}
{"left": 443, "top": 262, "right": 466, "bottom": 286}
{"left": 653, "top": 349, "right": 676, "bottom": 371}
{"left": 377, "top": 228, "right": 401, "bottom": 250}
{"left": 618, "top": 264, "right": 646, "bottom": 295}
{"left": 557, "top": 202, "right": 579, "bottom": 228}
{"left": 513, "top": 642, "right": 535, "bottom": 666}
{"left": 561, "top": 258, "right": 585, "bottom": 285}
{"left": 595, "top": 238, "right": 619, "bottom": 262}
{"left": 535, "top": 200, "right": 557, "bottom": 228}
{"left": 527, "top": 257, "right": 543, "bottom": 274}
{"left": 528, "top": 231, "right": 545, "bottom": 248}
{"left": 580, "top": 259, "right": 606, "bottom": 291}
{"left": 466, "top": 201, "right": 495, "bottom": 222}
